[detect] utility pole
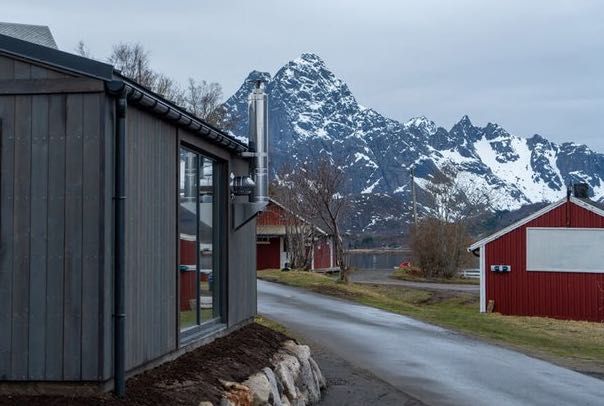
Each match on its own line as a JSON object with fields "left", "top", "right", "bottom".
{"left": 411, "top": 166, "right": 418, "bottom": 225}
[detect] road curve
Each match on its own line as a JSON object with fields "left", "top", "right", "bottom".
{"left": 258, "top": 280, "right": 604, "bottom": 406}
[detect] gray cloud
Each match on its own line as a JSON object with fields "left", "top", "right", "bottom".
{"left": 4, "top": 0, "right": 603, "bottom": 150}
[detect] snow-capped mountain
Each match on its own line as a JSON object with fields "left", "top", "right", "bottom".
{"left": 225, "top": 53, "right": 604, "bottom": 230}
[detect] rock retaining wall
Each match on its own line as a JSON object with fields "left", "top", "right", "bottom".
{"left": 219, "top": 340, "right": 326, "bottom": 406}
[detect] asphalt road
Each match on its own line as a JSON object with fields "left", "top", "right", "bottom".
{"left": 350, "top": 269, "right": 479, "bottom": 293}
{"left": 258, "top": 280, "right": 604, "bottom": 406}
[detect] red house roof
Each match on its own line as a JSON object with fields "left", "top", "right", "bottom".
{"left": 257, "top": 198, "right": 328, "bottom": 235}
{"left": 469, "top": 195, "right": 604, "bottom": 251}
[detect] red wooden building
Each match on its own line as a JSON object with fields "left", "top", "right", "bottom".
{"left": 257, "top": 199, "right": 335, "bottom": 270}
{"left": 468, "top": 188, "right": 604, "bottom": 322}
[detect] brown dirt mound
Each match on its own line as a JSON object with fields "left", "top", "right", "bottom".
{"left": 0, "top": 323, "right": 290, "bottom": 406}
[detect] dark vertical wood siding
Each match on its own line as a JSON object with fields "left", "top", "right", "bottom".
{"left": 0, "top": 56, "right": 107, "bottom": 380}
{"left": 0, "top": 56, "right": 16, "bottom": 380}
{"left": 124, "top": 107, "right": 177, "bottom": 371}
{"left": 228, "top": 218, "right": 257, "bottom": 326}
{"left": 102, "top": 96, "right": 114, "bottom": 381}
{"left": 0, "top": 54, "right": 258, "bottom": 382}
{"left": 485, "top": 201, "right": 604, "bottom": 322}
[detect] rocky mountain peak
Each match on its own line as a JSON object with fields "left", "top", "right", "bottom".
{"left": 295, "top": 52, "right": 326, "bottom": 66}
{"left": 224, "top": 53, "right": 604, "bottom": 231}
{"left": 404, "top": 116, "right": 438, "bottom": 136}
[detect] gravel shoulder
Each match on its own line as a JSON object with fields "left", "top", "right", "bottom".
{"left": 301, "top": 335, "right": 424, "bottom": 406}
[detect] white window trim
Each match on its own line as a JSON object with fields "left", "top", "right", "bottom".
{"left": 526, "top": 227, "right": 604, "bottom": 273}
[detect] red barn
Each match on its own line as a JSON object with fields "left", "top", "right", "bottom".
{"left": 257, "top": 199, "right": 335, "bottom": 270}
{"left": 468, "top": 188, "right": 604, "bottom": 322}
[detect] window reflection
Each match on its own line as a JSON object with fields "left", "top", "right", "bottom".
{"left": 179, "top": 147, "right": 219, "bottom": 331}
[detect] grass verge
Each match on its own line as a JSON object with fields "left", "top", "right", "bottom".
{"left": 258, "top": 269, "right": 604, "bottom": 377}
{"left": 391, "top": 268, "right": 479, "bottom": 285}
{"left": 255, "top": 315, "right": 289, "bottom": 335}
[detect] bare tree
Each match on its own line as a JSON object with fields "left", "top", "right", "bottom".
{"left": 87, "top": 41, "right": 234, "bottom": 131}
{"left": 155, "top": 73, "right": 185, "bottom": 106}
{"left": 411, "top": 165, "right": 491, "bottom": 278}
{"left": 185, "top": 79, "right": 219, "bottom": 117}
{"left": 282, "top": 158, "right": 351, "bottom": 281}
{"left": 272, "top": 165, "right": 323, "bottom": 270}
{"left": 108, "top": 42, "right": 157, "bottom": 88}
{"left": 75, "top": 40, "right": 92, "bottom": 58}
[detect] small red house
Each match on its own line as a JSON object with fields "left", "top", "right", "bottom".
{"left": 257, "top": 199, "right": 335, "bottom": 270}
{"left": 468, "top": 188, "right": 604, "bottom": 322}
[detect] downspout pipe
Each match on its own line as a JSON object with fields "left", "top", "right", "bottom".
{"left": 107, "top": 80, "right": 127, "bottom": 397}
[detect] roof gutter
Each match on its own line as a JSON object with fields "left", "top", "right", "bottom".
{"left": 106, "top": 77, "right": 248, "bottom": 153}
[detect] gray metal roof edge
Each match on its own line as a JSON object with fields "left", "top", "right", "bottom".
{"left": 110, "top": 73, "right": 249, "bottom": 152}
{"left": 0, "top": 32, "right": 248, "bottom": 152}
{"left": 0, "top": 33, "right": 113, "bottom": 80}
{"left": 0, "top": 21, "right": 58, "bottom": 49}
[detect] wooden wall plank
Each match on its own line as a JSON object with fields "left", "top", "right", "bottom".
{"left": 156, "top": 120, "right": 163, "bottom": 353}
{"left": 0, "top": 51, "right": 16, "bottom": 380}
{"left": 28, "top": 92, "right": 49, "bottom": 379}
{"left": 63, "top": 93, "right": 84, "bottom": 380}
{"left": 10, "top": 60, "right": 32, "bottom": 379}
{"left": 142, "top": 114, "right": 155, "bottom": 359}
{"left": 45, "top": 94, "right": 66, "bottom": 379}
{"left": 96, "top": 95, "right": 106, "bottom": 380}
{"left": 125, "top": 108, "right": 136, "bottom": 370}
{"left": 102, "top": 97, "right": 114, "bottom": 380}
{"left": 11, "top": 94, "right": 32, "bottom": 379}
{"left": 27, "top": 59, "right": 49, "bottom": 379}
{"left": 169, "top": 129, "right": 177, "bottom": 350}
{"left": 81, "top": 94, "right": 101, "bottom": 379}
{"left": 0, "top": 103, "right": 15, "bottom": 380}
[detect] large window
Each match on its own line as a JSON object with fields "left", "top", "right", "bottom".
{"left": 179, "top": 147, "right": 221, "bottom": 332}
{"left": 526, "top": 227, "right": 604, "bottom": 273}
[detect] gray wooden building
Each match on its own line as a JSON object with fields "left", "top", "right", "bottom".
{"left": 0, "top": 30, "right": 266, "bottom": 394}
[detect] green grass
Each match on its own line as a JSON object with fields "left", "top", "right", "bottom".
{"left": 180, "top": 308, "right": 216, "bottom": 328}
{"left": 255, "top": 315, "right": 289, "bottom": 335}
{"left": 391, "top": 268, "right": 480, "bottom": 285}
{"left": 258, "top": 269, "right": 604, "bottom": 375}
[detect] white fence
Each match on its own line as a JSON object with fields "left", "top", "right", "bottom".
{"left": 460, "top": 269, "right": 480, "bottom": 279}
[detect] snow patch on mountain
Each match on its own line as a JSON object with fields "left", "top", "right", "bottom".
{"left": 225, "top": 53, "right": 604, "bottom": 229}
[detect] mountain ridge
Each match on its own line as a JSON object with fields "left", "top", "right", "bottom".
{"left": 224, "top": 53, "right": 604, "bottom": 231}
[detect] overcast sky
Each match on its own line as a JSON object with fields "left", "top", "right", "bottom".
{"left": 5, "top": 1, "right": 603, "bottom": 150}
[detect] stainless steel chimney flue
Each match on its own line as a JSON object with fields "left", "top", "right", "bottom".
{"left": 232, "top": 81, "right": 269, "bottom": 229}
{"left": 248, "top": 80, "right": 269, "bottom": 203}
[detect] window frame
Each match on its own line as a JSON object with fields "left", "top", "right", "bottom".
{"left": 178, "top": 143, "right": 227, "bottom": 342}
